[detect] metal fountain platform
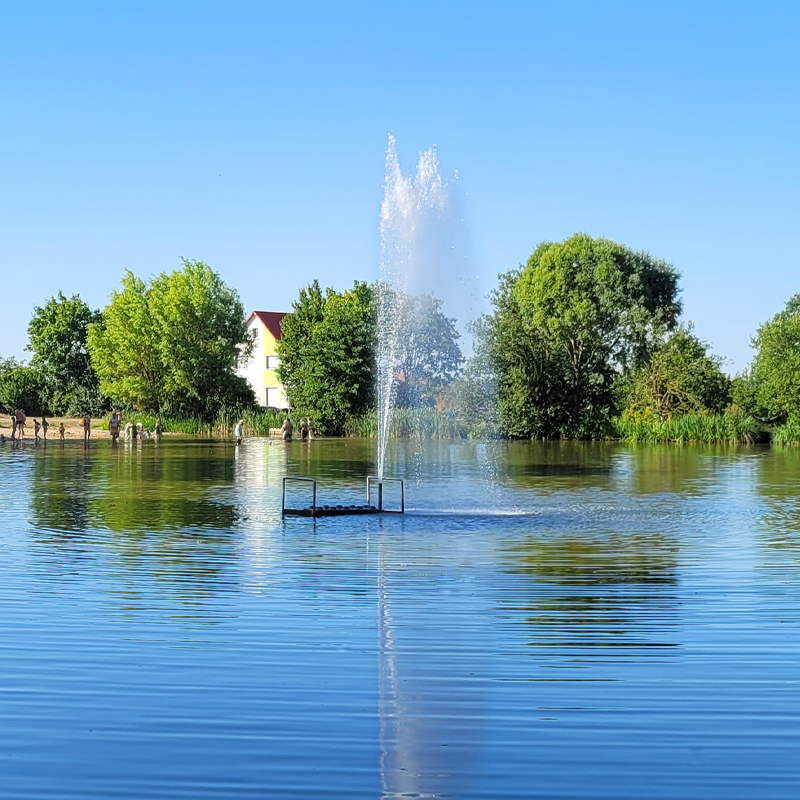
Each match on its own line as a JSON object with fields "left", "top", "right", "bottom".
{"left": 282, "top": 476, "right": 405, "bottom": 518}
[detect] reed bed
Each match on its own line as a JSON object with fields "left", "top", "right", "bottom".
{"left": 769, "top": 414, "right": 800, "bottom": 445}
{"left": 344, "top": 408, "right": 468, "bottom": 439}
{"left": 609, "top": 411, "right": 761, "bottom": 444}
{"left": 109, "top": 408, "right": 288, "bottom": 436}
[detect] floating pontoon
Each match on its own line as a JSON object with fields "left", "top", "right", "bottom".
{"left": 282, "top": 476, "right": 405, "bottom": 518}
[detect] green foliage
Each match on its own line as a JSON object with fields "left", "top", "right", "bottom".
{"left": 27, "top": 292, "right": 106, "bottom": 415}
{"left": 615, "top": 325, "right": 731, "bottom": 421}
{"left": 441, "top": 316, "right": 500, "bottom": 437}
{"left": 483, "top": 269, "right": 571, "bottom": 438}
{"left": 731, "top": 370, "right": 760, "bottom": 415}
{"left": 277, "top": 280, "right": 375, "bottom": 435}
{"left": 609, "top": 409, "right": 760, "bottom": 444}
{"left": 389, "top": 291, "right": 463, "bottom": 408}
{"left": 0, "top": 367, "right": 44, "bottom": 415}
{"left": 500, "top": 233, "right": 681, "bottom": 438}
{"left": 749, "top": 294, "right": 800, "bottom": 416}
{"left": 771, "top": 412, "right": 800, "bottom": 444}
{"left": 88, "top": 261, "right": 254, "bottom": 417}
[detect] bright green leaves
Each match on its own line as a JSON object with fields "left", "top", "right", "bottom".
{"left": 277, "top": 280, "right": 375, "bottom": 435}
{"left": 88, "top": 261, "right": 253, "bottom": 415}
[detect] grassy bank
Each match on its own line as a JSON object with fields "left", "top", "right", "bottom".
{"left": 95, "top": 406, "right": 769, "bottom": 445}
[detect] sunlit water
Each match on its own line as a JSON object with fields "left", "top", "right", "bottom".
{"left": 2, "top": 438, "right": 800, "bottom": 798}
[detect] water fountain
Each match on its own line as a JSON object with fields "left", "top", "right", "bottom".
{"left": 282, "top": 136, "right": 463, "bottom": 518}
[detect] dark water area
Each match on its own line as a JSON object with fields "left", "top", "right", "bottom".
{"left": 1, "top": 438, "right": 799, "bottom": 798}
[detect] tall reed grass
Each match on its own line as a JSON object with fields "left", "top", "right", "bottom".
{"left": 609, "top": 411, "right": 762, "bottom": 444}
{"left": 107, "top": 408, "right": 288, "bottom": 436}
{"left": 770, "top": 414, "right": 800, "bottom": 444}
{"left": 344, "top": 408, "right": 468, "bottom": 439}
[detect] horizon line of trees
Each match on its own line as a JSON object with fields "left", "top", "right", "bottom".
{"left": 3, "top": 234, "right": 800, "bottom": 440}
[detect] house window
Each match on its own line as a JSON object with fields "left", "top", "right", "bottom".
{"left": 266, "top": 355, "right": 280, "bottom": 370}
{"left": 265, "top": 387, "right": 282, "bottom": 409}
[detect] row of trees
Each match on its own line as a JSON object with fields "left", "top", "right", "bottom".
{"left": 0, "top": 260, "right": 254, "bottom": 418}
{"left": 4, "top": 233, "right": 800, "bottom": 438}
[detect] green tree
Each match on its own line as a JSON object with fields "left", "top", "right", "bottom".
{"left": 615, "top": 325, "right": 731, "bottom": 421}
{"left": 483, "top": 269, "right": 570, "bottom": 438}
{"left": 277, "top": 280, "right": 375, "bottom": 435}
{"left": 0, "top": 367, "right": 43, "bottom": 415}
{"left": 88, "top": 261, "right": 253, "bottom": 415}
{"left": 749, "top": 295, "right": 800, "bottom": 417}
{"left": 489, "top": 234, "right": 681, "bottom": 438}
{"left": 392, "top": 292, "right": 463, "bottom": 408}
{"left": 27, "top": 292, "right": 105, "bottom": 415}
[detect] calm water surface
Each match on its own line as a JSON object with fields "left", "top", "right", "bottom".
{"left": 1, "top": 438, "right": 799, "bottom": 798}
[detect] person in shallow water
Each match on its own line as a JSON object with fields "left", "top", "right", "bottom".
{"left": 280, "top": 416, "right": 293, "bottom": 441}
{"left": 154, "top": 417, "right": 162, "bottom": 441}
{"left": 234, "top": 419, "right": 244, "bottom": 444}
{"left": 58, "top": 422, "right": 65, "bottom": 440}
{"left": 108, "top": 410, "right": 120, "bottom": 442}
{"left": 82, "top": 415, "right": 91, "bottom": 442}
{"left": 41, "top": 416, "right": 48, "bottom": 441}
{"left": 299, "top": 417, "right": 308, "bottom": 440}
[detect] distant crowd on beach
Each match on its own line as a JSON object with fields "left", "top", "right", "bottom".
{"left": 1, "top": 408, "right": 61, "bottom": 445}
{"left": 3, "top": 408, "right": 314, "bottom": 446}
{"left": 1, "top": 408, "right": 164, "bottom": 446}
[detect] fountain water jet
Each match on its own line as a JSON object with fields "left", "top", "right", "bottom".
{"left": 376, "top": 136, "right": 460, "bottom": 481}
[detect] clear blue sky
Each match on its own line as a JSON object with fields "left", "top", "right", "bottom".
{"left": 1, "top": 1, "right": 798, "bottom": 371}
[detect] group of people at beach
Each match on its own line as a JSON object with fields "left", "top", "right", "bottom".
{"left": 1, "top": 408, "right": 68, "bottom": 445}
{"left": 1, "top": 408, "right": 164, "bottom": 446}
{"left": 107, "top": 410, "right": 162, "bottom": 442}
{"left": 233, "top": 415, "right": 314, "bottom": 445}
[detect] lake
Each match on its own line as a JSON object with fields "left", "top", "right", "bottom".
{"left": 2, "top": 438, "right": 799, "bottom": 798}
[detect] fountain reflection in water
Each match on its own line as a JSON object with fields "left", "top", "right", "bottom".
{"left": 376, "top": 135, "right": 468, "bottom": 481}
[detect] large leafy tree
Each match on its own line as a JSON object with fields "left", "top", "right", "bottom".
{"left": 392, "top": 292, "right": 463, "bottom": 408}
{"left": 615, "top": 325, "right": 731, "bottom": 422}
{"left": 88, "top": 260, "right": 254, "bottom": 415}
{"left": 0, "top": 367, "right": 43, "bottom": 415}
{"left": 489, "top": 234, "right": 681, "bottom": 437}
{"left": 27, "top": 292, "right": 105, "bottom": 415}
{"left": 748, "top": 294, "right": 800, "bottom": 416}
{"left": 277, "top": 280, "right": 375, "bottom": 435}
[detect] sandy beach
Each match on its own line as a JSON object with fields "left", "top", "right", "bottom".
{"left": 0, "top": 417, "right": 113, "bottom": 441}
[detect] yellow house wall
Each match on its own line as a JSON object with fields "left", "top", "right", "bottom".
{"left": 262, "top": 327, "right": 281, "bottom": 390}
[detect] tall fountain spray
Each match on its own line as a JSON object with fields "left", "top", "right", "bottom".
{"left": 376, "top": 136, "right": 457, "bottom": 481}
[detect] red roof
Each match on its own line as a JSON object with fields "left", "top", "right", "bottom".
{"left": 246, "top": 311, "right": 289, "bottom": 341}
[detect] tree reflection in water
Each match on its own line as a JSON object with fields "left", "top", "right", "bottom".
{"left": 28, "top": 442, "right": 241, "bottom": 612}
{"left": 504, "top": 532, "right": 680, "bottom": 657}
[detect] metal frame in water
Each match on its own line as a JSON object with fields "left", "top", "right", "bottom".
{"left": 282, "top": 476, "right": 405, "bottom": 518}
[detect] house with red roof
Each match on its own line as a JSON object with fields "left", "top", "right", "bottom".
{"left": 237, "top": 311, "right": 290, "bottom": 409}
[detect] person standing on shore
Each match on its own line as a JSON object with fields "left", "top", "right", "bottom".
{"left": 33, "top": 419, "right": 41, "bottom": 443}
{"left": 83, "top": 415, "right": 91, "bottom": 443}
{"left": 58, "top": 422, "right": 65, "bottom": 441}
{"left": 41, "top": 416, "right": 49, "bottom": 442}
{"left": 15, "top": 409, "right": 26, "bottom": 440}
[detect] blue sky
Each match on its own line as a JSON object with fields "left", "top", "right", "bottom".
{"left": 1, "top": 1, "right": 797, "bottom": 371}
